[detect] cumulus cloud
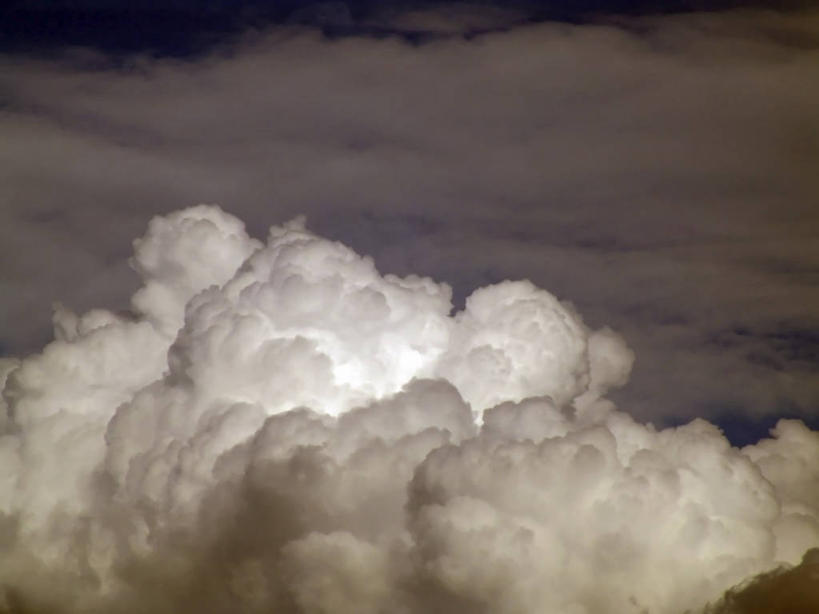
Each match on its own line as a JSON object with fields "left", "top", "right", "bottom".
{"left": 0, "top": 206, "right": 817, "bottom": 613}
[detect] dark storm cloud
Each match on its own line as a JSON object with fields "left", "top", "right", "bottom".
{"left": 1, "top": 6, "right": 818, "bottom": 434}
{"left": 705, "top": 548, "right": 819, "bottom": 614}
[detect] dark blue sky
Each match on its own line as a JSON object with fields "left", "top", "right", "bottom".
{"left": 2, "top": 0, "right": 813, "bottom": 56}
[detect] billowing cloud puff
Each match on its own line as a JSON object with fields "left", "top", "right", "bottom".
{"left": 0, "top": 206, "right": 816, "bottom": 613}
{"left": 439, "top": 280, "right": 590, "bottom": 411}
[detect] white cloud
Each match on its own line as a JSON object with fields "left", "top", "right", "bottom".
{"left": 0, "top": 205, "right": 816, "bottom": 612}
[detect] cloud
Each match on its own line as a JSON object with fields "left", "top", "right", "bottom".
{"left": 705, "top": 548, "right": 819, "bottom": 614}
{"left": 0, "top": 205, "right": 817, "bottom": 613}
{"left": 2, "top": 9, "right": 818, "bottom": 431}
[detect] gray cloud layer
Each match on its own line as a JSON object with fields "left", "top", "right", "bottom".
{"left": 1, "top": 8, "right": 818, "bottom": 430}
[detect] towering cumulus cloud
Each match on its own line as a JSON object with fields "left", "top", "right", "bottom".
{"left": 1, "top": 205, "right": 817, "bottom": 613}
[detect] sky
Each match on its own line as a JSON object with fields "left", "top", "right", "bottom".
{"left": 0, "top": 1, "right": 818, "bottom": 613}
{"left": 2, "top": 0, "right": 818, "bottom": 440}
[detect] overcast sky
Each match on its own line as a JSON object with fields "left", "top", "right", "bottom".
{"left": 1, "top": 1, "right": 818, "bottom": 443}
